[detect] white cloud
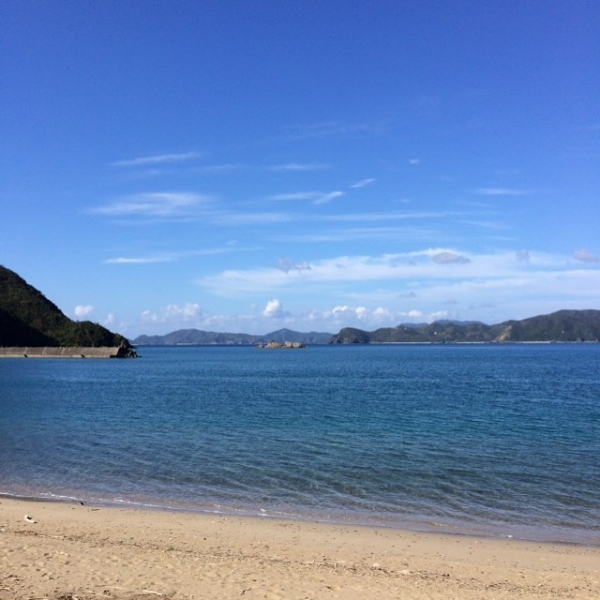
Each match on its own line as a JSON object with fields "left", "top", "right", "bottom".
{"left": 269, "top": 190, "right": 344, "bottom": 205}
{"left": 313, "top": 191, "right": 344, "bottom": 205}
{"left": 331, "top": 305, "right": 367, "bottom": 319}
{"left": 269, "top": 163, "right": 329, "bottom": 172}
{"left": 263, "top": 299, "right": 285, "bottom": 318}
{"left": 408, "top": 158, "right": 420, "bottom": 165}
{"left": 269, "top": 192, "right": 320, "bottom": 201}
{"left": 110, "top": 152, "right": 202, "bottom": 168}
{"left": 104, "top": 246, "right": 236, "bottom": 265}
{"left": 474, "top": 188, "right": 528, "bottom": 196}
{"left": 198, "top": 247, "right": 600, "bottom": 301}
{"left": 92, "top": 192, "right": 209, "bottom": 218}
{"left": 349, "top": 178, "right": 376, "bottom": 189}
{"left": 104, "top": 313, "right": 116, "bottom": 327}
{"left": 459, "top": 219, "right": 508, "bottom": 230}
{"left": 74, "top": 305, "right": 95, "bottom": 319}
{"left": 141, "top": 303, "right": 203, "bottom": 323}
{"left": 105, "top": 256, "right": 173, "bottom": 265}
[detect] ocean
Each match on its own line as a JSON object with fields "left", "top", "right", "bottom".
{"left": 1, "top": 344, "right": 599, "bottom": 545}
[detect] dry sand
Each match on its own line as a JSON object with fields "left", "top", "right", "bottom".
{"left": 1, "top": 497, "right": 598, "bottom": 600}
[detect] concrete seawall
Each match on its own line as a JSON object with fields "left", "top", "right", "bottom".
{"left": 0, "top": 347, "right": 125, "bottom": 358}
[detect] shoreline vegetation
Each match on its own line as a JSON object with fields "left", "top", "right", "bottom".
{"left": 1, "top": 497, "right": 599, "bottom": 600}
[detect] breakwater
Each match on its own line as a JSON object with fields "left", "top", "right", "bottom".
{"left": 0, "top": 347, "right": 127, "bottom": 358}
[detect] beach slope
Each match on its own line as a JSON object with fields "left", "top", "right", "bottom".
{"left": 1, "top": 498, "right": 598, "bottom": 599}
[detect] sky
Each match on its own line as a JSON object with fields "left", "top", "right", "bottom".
{"left": 2, "top": 1, "right": 599, "bottom": 337}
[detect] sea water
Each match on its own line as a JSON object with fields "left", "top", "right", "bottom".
{"left": 1, "top": 344, "right": 599, "bottom": 545}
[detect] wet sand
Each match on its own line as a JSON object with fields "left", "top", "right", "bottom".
{"left": 1, "top": 497, "right": 599, "bottom": 599}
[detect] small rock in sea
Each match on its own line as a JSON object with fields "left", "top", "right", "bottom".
{"left": 24, "top": 514, "right": 36, "bottom": 523}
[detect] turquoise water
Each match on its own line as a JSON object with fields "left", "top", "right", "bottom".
{"left": 1, "top": 344, "right": 599, "bottom": 545}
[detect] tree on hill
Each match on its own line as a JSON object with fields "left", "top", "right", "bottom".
{"left": 0, "top": 265, "right": 129, "bottom": 347}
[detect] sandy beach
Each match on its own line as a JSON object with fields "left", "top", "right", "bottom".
{"left": 1, "top": 498, "right": 598, "bottom": 600}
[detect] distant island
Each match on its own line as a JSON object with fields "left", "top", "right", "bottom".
{"left": 2, "top": 264, "right": 599, "bottom": 348}
{"left": 0, "top": 265, "right": 130, "bottom": 349}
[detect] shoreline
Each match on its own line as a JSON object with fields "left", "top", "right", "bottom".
{"left": 1, "top": 497, "right": 599, "bottom": 600}
{"left": 2, "top": 490, "right": 598, "bottom": 549}
{"left": 3, "top": 489, "right": 598, "bottom": 549}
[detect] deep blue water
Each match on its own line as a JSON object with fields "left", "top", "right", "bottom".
{"left": 1, "top": 344, "right": 599, "bottom": 545}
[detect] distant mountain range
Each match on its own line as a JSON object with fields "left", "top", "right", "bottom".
{"left": 134, "top": 309, "right": 600, "bottom": 346}
{"left": 0, "top": 265, "right": 128, "bottom": 347}
{"left": 329, "top": 310, "right": 600, "bottom": 344}
{"left": 133, "top": 328, "right": 332, "bottom": 346}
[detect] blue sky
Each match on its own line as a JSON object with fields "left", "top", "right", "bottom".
{"left": 2, "top": 1, "right": 599, "bottom": 337}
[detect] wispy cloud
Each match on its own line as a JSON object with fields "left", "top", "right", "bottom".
{"left": 286, "top": 119, "right": 392, "bottom": 140}
{"left": 321, "top": 210, "right": 451, "bottom": 223}
{"left": 105, "top": 256, "right": 174, "bottom": 265}
{"left": 104, "top": 247, "right": 238, "bottom": 265}
{"left": 269, "top": 190, "right": 344, "bottom": 205}
{"left": 459, "top": 219, "right": 508, "bottom": 230}
{"left": 141, "top": 303, "right": 204, "bottom": 324}
{"left": 269, "top": 192, "right": 320, "bottom": 202}
{"left": 314, "top": 191, "right": 344, "bottom": 205}
{"left": 193, "top": 249, "right": 600, "bottom": 335}
{"left": 110, "top": 152, "right": 203, "bottom": 168}
{"left": 192, "top": 163, "right": 244, "bottom": 174}
{"left": 269, "top": 163, "right": 329, "bottom": 172}
{"left": 200, "top": 249, "right": 477, "bottom": 296}
{"left": 474, "top": 188, "right": 528, "bottom": 196}
{"left": 270, "top": 225, "right": 440, "bottom": 244}
{"left": 91, "top": 192, "right": 210, "bottom": 218}
{"left": 210, "top": 211, "right": 292, "bottom": 226}
{"left": 350, "top": 178, "right": 376, "bottom": 189}
{"left": 199, "top": 248, "right": 594, "bottom": 298}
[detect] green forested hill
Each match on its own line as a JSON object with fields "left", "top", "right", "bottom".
{"left": 0, "top": 265, "right": 128, "bottom": 347}
{"left": 329, "top": 310, "right": 600, "bottom": 344}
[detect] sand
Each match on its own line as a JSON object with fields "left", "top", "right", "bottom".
{"left": 1, "top": 497, "right": 598, "bottom": 600}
